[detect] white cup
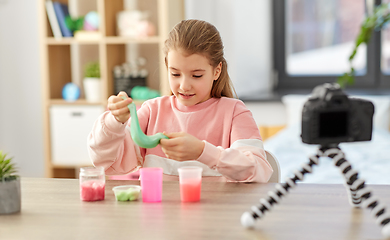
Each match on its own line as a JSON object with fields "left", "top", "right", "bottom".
{"left": 177, "top": 166, "right": 203, "bottom": 202}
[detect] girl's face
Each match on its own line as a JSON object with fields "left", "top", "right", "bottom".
{"left": 167, "top": 49, "right": 221, "bottom": 107}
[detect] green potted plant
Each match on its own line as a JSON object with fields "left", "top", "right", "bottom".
{"left": 338, "top": 3, "right": 390, "bottom": 88}
{"left": 83, "top": 61, "right": 101, "bottom": 102}
{"left": 0, "top": 150, "right": 21, "bottom": 214}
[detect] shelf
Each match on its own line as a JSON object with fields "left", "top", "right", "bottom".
{"left": 105, "top": 36, "right": 162, "bottom": 44}
{"left": 46, "top": 36, "right": 162, "bottom": 45}
{"left": 49, "top": 99, "right": 106, "bottom": 105}
{"left": 52, "top": 163, "right": 92, "bottom": 169}
{"left": 46, "top": 37, "right": 100, "bottom": 45}
{"left": 40, "top": 0, "right": 184, "bottom": 178}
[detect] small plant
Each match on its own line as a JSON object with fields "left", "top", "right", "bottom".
{"left": 84, "top": 61, "right": 100, "bottom": 78}
{"left": 0, "top": 150, "right": 18, "bottom": 182}
{"left": 338, "top": 3, "right": 390, "bottom": 88}
{"left": 65, "top": 16, "right": 85, "bottom": 33}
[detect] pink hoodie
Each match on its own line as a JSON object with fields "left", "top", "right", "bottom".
{"left": 88, "top": 96, "right": 273, "bottom": 182}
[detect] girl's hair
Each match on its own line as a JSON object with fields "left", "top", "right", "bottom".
{"left": 163, "top": 19, "right": 236, "bottom": 98}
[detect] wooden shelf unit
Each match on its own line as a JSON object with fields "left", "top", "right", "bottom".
{"left": 38, "top": 0, "right": 184, "bottom": 178}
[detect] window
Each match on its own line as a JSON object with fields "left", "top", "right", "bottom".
{"left": 274, "top": 0, "right": 390, "bottom": 90}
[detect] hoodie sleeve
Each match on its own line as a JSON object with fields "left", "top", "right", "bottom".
{"left": 87, "top": 110, "right": 144, "bottom": 175}
{"left": 196, "top": 101, "right": 273, "bottom": 183}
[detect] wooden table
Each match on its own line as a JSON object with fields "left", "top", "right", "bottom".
{"left": 1, "top": 178, "right": 390, "bottom": 240}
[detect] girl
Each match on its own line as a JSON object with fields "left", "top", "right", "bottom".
{"left": 88, "top": 19, "right": 273, "bottom": 182}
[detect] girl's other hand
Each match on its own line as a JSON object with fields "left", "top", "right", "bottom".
{"left": 107, "top": 91, "right": 133, "bottom": 124}
{"left": 160, "top": 132, "right": 205, "bottom": 161}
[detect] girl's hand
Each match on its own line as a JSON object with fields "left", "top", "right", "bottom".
{"left": 160, "top": 132, "right": 205, "bottom": 161}
{"left": 107, "top": 91, "right": 133, "bottom": 124}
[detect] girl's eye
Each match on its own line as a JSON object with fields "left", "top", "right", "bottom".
{"left": 193, "top": 75, "right": 203, "bottom": 78}
{"left": 171, "top": 73, "right": 180, "bottom": 77}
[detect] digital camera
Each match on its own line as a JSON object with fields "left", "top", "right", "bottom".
{"left": 301, "top": 83, "right": 374, "bottom": 146}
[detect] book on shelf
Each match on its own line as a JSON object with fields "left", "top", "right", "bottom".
{"left": 52, "top": 1, "right": 73, "bottom": 37}
{"left": 45, "top": 0, "right": 62, "bottom": 39}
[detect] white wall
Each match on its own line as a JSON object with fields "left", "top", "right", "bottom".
{"left": 185, "top": 0, "right": 273, "bottom": 97}
{"left": 184, "top": 0, "right": 284, "bottom": 126}
{"left": 245, "top": 102, "right": 286, "bottom": 126}
{"left": 0, "top": 0, "right": 44, "bottom": 177}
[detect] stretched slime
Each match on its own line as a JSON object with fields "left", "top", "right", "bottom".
{"left": 122, "top": 96, "right": 168, "bottom": 148}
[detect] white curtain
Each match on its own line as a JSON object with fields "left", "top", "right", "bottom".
{"left": 185, "top": 0, "right": 272, "bottom": 98}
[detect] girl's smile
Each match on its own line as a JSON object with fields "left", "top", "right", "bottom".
{"left": 167, "top": 49, "right": 221, "bottom": 107}
{"left": 179, "top": 92, "right": 195, "bottom": 99}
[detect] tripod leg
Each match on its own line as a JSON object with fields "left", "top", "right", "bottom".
{"left": 241, "top": 153, "right": 320, "bottom": 228}
{"left": 354, "top": 187, "right": 390, "bottom": 237}
{"left": 322, "top": 148, "right": 363, "bottom": 207}
{"left": 323, "top": 148, "right": 390, "bottom": 237}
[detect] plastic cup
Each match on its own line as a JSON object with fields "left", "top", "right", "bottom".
{"left": 112, "top": 185, "right": 141, "bottom": 201}
{"left": 140, "top": 168, "right": 163, "bottom": 202}
{"left": 178, "top": 166, "right": 203, "bottom": 202}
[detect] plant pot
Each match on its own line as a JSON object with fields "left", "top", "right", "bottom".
{"left": 0, "top": 178, "right": 21, "bottom": 214}
{"left": 83, "top": 77, "right": 101, "bottom": 102}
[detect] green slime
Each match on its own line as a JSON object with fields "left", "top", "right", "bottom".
{"left": 122, "top": 97, "right": 168, "bottom": 148}
{"left": 115, "top": 188, "right": 140, "bottom": 201}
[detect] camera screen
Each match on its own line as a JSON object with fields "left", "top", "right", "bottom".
{"left": 319, "top": 111, "right": 347, "bottom": 138}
